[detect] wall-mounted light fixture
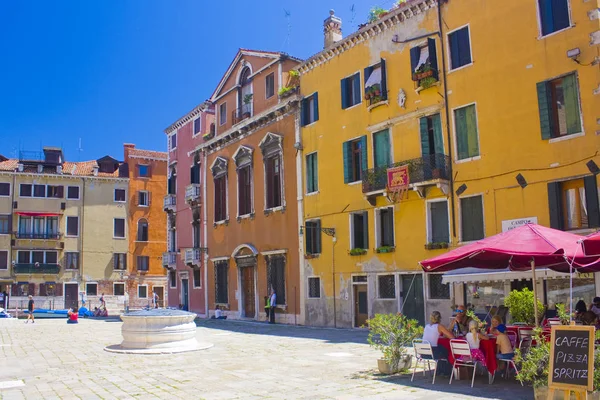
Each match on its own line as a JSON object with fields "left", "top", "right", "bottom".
{"left": 455, "top": 184, "right": 467, "bottom": 196}
{"left": 516, "top": 173, "right": 528, "bottom": 188}
{"left": 567, "top": 48, "right": 581, "bottom": 59}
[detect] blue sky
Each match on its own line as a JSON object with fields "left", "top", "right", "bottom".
{"left": 0, "top": 0, "right": 387, "bottom": 162}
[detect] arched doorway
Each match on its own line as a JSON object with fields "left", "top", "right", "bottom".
{"left": 232, "top": 244, "right": 258, "bottom": 318}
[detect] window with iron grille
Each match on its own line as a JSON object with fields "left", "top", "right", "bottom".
{"left": 215, "top": 260, "right": 229, "bottom": 304}
{"left": 378, "top": 275, "right": 396, "bottom": 299}
{"left": 308, "top": 277, "right": 320, "bottom": 298}
{"left": 267, "top": 255, "right": 286, "bottom": 305}
{"left": 429, "top": 274, "right": 450, "bottom": 299}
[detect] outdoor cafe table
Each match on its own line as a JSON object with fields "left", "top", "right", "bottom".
{"left": 438, "top": 337, "right": 498, "bottom": 376}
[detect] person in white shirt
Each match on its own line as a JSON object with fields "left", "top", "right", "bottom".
{"left": 422, "top": 311, "right": 454, "bottom": 375}
{"left": 269, "top": 289, "right": 276, "bottom": 324}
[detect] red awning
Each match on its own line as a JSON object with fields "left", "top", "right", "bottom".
{"left": 582, "top": 231, "right": 600, "bottom": 257}
{"left": 15, "top": 212, "right": 61, "bottom": 217}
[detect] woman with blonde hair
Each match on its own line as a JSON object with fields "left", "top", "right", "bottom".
{"left": 422, "top": 311, "right": 454, "bottom": 375}
{"left": 464, "top": 320, "right": 489, "bottom": 366}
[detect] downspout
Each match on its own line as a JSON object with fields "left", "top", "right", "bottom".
{"left": 294, "top": 100, "right": 306, "bottom": 325}
{"left": 9, "top": 172, "right": 16, "bottom": 306}
{"left": 202, "top": 150, "right": 209, "bottom": 318}
{"left": 80, "top": 177, "right": 85, "bottom": 294}
{"left": 437, "top": 0, "right": 457, "bottom": 239}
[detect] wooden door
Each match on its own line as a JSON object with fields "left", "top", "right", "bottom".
{"left": 153, "top": 287, "right": 164, "bottom": 308}
{"left": 242, "top": 267, "right": 255, "bottom": 318}
{"left": 64, "top": 283, "right": 78, "bottom": 310}
{"left": 354, "top": 284, "right": 368, "bottom": 327}
{"left": 401, "top": 274, "right": 425, "bottom": 326}
{"left": 181, "top": 279, "right": 189, "bottom": 311}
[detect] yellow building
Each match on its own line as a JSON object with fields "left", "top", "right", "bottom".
{"left": 298, "top": 0, "right": 600, "bottom": 328}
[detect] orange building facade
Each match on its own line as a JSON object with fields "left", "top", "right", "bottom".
{"left": 124, "top": 144, "right": 168, "bottom": 307}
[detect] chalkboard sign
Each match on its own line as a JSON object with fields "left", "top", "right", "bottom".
{"left": 548, "top": 325, "right": 594, "bottom": 392}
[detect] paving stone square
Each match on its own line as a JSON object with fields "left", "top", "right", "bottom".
{"left": 0, "top": 318, "right": 534, "bottom": 399}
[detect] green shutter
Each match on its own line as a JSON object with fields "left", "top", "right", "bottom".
{"left": 362, "top": 211, "right": 369, "bottom": 249}
{"left": 316, "top": 220, "right": 322, "bottom": 253}
{"left": 562, "top": 74, "right": 582, "bottom": 135}
{"left": 300, "top": 98, "right": 307, "bottom": 126}
{"left": 547, "top": 181, "right": 564, "bottom": 230}
{"left": 427, "top": 38, "right": 438, "bottom": 80}
{"left": 306, "top": 154, "right": 314, "bottom": 193}
{"left": 360, "top": 136, "right": 368, "bottom": 173}
{"left": 465, "top": 105, "right": 479, "bottom": 158}
{"left": 341, "top": 78, "right": 348, "bottom": 109}
{"left": 461, "top": 196, "right": 484, "bottom": 241}
{"left": 313, "top": 93, "right": 319, "bottom": 122}
{"left": 584, "top": 175, "right": 600, "bottom": 228}
{"left": 432, "top": 113, "right": 444, "bottom": 154}
{"left": 419, "top": 117, "right": 430, "bottom": 156}
{"left": 343, "top": 141, "right": 352, "bottom": 183}
{"left": 380, "top": 59, "right": 387, "bottom": 100}
{"left": 374, "top": 130, "right": 390, "bottom": 168}
{"left": 537, "top": 81, "right": 554, "bottom": 140}
{"left": 353, "top": 73, "right": 362, "bottom": 105}
{"left": 455, "top": 108, "right": 469, "bottom": 160}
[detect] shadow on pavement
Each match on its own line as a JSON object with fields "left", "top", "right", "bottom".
{"left": 195, "top": 318, "right": 369, "bottom": 344}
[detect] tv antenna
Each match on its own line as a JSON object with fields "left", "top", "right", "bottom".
{"left": 78, "top": 138, "right": 83, "bottom": 161}
{"left": 282, "top": 9, "right": 292, "bottom": 51}
{"left": 349, "top": 4, "right": 356, "bottom": 28}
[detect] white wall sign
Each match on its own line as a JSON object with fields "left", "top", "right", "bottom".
{"left": 501, "top": 217, "right": 538, "bottom": 232}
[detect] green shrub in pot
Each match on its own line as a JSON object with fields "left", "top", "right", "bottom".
{"left": 504, "top": 288, "right": 544, "bottom": 325}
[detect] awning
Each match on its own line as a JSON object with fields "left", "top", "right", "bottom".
{"left": 441, "top": 267, "right": 571, "bottom": 285}
{"left": 15, "top": 212, "right": 61, "bottom": 217}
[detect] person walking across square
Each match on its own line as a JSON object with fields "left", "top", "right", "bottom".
{"left": 269, "top": 288, "right": 276, "bottom": 324}
{"left": 25, "top": 295, "right": 35, "bottom": 324}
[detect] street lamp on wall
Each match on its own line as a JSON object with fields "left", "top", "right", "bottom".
{"left": 586, "top": 160, "right": 599, "bottom": 175}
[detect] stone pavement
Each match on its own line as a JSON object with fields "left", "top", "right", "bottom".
{"left": 0, "top": 318, "right": 534, "bottom": 399}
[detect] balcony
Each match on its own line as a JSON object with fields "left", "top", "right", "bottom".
{"left": 14, "top": 263, "right": 60, "bottom": 274}
{"left": 185, "top": 184, "right": 201, "bottom": 204}
{"left": 362, "top": 154, "right": 451, "bottom": 198}
{"left": 14, "top": 231, "right": 62, "bottom": 240}
{"left": 162, "top": 252, "right": 177, "bottom": 269}
{"left": 232, "top": 102, "right": 253, "bottom": 125}
{"left": 184, "top": 248, "right": 201, "bottom": 266}
{"left": 163, "top": 194, "right": 176, "bottom": 213}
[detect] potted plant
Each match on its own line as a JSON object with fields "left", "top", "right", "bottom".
{"left": 367, "top": 313, "right": 423, "bottom": 374}
{"left": 368, "top": 7, "right": 388, "bottom": 23}
{"left": 349, "top": 248, "right": 367, "bottom": 256}
{"left": 202, "top": 132, "right": 214, "bottom": 141}
{"left": 242, "top": 94, "right": 253, "bottom": 118}
{"left": 376, "top": 246, "right": 395, "bottom": 254}
{"left": 372, "top": 83, "right": 381, "bottom": 97}
{"left": 419, "top": 76, "right": 437, "bottom": 90}
{"left": 504, "top": 288, "right": 545, "bottom": 325}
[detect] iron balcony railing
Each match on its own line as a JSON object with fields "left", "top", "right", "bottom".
{"left": 362, "top": 154, "right": 451, "bottom": 193}
{"left": 163, "top": 194, "right": 176, "bottom": 212}
{"left": 185, "top": 248, "right": 201, "bottom": 265}
{"left": 162, "top": 252, "right": 177, "bottom": 267}
{"left": 185, "top": 184, "right": 201, "bottom": 203}
{"left": 15, "top": 231, "right": 62, "bottom": 240}
{"left": 232, "top": 102, "right": 253, "bottom": 125}
{"left": 14, "top": 263, "right": 60, "bottom": 274}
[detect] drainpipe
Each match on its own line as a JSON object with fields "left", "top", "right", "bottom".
{"left": 9, "top": 172, "right": 16, "bottom": 306}
{"left": 202, "top": 150, "right": 209, "bottom": 318}
{"left": 293, "top": 105, "right": 306, "bottom": 325}
{"left": 332, "top": 237, "right": 337, "bottom": 328}
{"left": 437, "top": 0, "right": 457, "bottom": 239}
{"left": 79, "top": 177, "right": 85, "bottom": 298}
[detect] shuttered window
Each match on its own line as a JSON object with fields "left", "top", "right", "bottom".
{"left": 305, "top": 220, "right": 322, "bottom": 255}
{"left": 377, "top": 207, "right": 395, "bottom": 247}
{"left": 454, "top": 104, "right": 479, "bottom": 160}
{"left": 238, "top": 165, "right": 252, "bottom": 216}
{"left": 265, "top": 73, "right": 275, "bottom": 99}
{"left": 0, "top": 215, "right": 9, "bottom": 235}
{"left": 548, "top": 177, "right": 600, "bottom": 231}
{"left": 306, "top": 153, "right": 318, "bottom": 194}
{"left": 410, "top": 38, "right": 439, "bottom": 82}
{"left": 341, "top": 72, "right": 361, "bottom": 109}
{"left": 364, "top": 59, "right": 387, "bottom": 105}
{"left": 343, "top": 136, "right": 367, "bottom": 183}
{"left": 300, "top": 93, "right": 319, "bottom": 126}
{"left": 193, "top": 118, "right": 201, "bottom": 135}
{"left": 214, "top": 175, "right": 227, "bottom": 222}
{"left": 265, "top": 155, "right": 282, "bottom": 209}
{"left": 267, "top": 255, "right": 286, "bottom": 305}
{"left": 538, "top": 0, "right": 570, "bottom": 36}
{"left": 460, "top": 195, "right": 484, "bottom": 242}
{"left": 537, "top": 73, "right": 581, "bottom": 140}
{"left": 428, "top": 200, "right": 450, "bottom": 243}
{"left": 373, "top": 130, "right": 391, "bottom": 169}
{"left": 351, "top": 212, "right": 369, "bottom": 250}
{"left": 215, "top": 260, "right": 229, "bottom": 304}
{"left": 420, "top": 114, "right": 444, "bottom": 156}
{"left": 448, "top": 26, "right": 472, "bottom": 70}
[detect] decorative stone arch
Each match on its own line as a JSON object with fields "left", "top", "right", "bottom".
{"left": 259, "top": 132, "right": 283, "bottom": 157}
{"left": 260, "top": 133, "right": 285, "bottom": 210}
{"left": 210, "top": 156, "right": 228, "bottom": 177}
{"left": 232, "top": 145, "right": 254, "bottom": 168}
{"left": 235, "top": 60, "right": 253, "bottom": 85}
{"left": 137, "top": 218, "right": 149, "bottom": 242}
{"left": 231, "top": 243, "right": 259, "bottom": 259}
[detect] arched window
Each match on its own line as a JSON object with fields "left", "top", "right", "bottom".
{"left": 239, "top": 66, "right": 251, "bottom": 87}
{"left": 238, "top": 66, "right": 253, "bottom": 119}
{"left": 137, "top": 219, "right": 148, "bottom": 242}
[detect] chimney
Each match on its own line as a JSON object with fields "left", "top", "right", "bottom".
{"left": 323, "top": 10, "right": 342, "bottom": 49}
{"left": 123, "top": 143, "right": 135, "bottom": 160}
{"left": 92, "top": 165, "right": 99, "bottom": 176}
{"left": 17, "top": 163, "right": 24, "bottom": 172}
{"left": 37, "top": 164, "right": 43, "bottom": 173}
{"left": 56, "top": 165, "right": 62, "bottom": 174}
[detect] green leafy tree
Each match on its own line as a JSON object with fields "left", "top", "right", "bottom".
{"left": 504, "top": 288, "right": 544, "bottom": 325}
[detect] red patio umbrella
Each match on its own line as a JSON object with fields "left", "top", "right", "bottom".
{"left": 581, "top": 231, "right": 600, "bottom": 257}
{"left": 419, "top": 224, "right": 599, "bottom": 326}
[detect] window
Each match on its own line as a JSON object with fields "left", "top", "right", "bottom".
{"left": 45, "top": 251, "right": 58, "bottom": 264}
{"left": 137, "top": 219, "right": 148, "bottom": 241}
{"left": 114, "top": 283, "right": 125, "bottom": 296}
{"left": 0, "top": 251, "right": 7, "bottom": 270}
{"left": 66, "top": 216, "right": 79, "bottom": 237}
{"left": 419, "top": 114, "right": 444, "bottom": 159}
{"left": 429, "top": 275, "right": 450, "bottom": 299}
{"left": 0, "top": 215, "right": 9, "bottom": 234}
{"left": 373, "top": 129, "right": 391, "bottom": 169}
{"left": 169, "top": 270, "right": 177, "bottom": 288}
{"left": 537, "top": 73, "right": 581, "bottom": 140}
{"left": 215, "top": 260, "right": 229, "bottom": 304}
{"left": 137, "top": 256, "right": 149, "bottom": 271}
{"left": 265, "top": 155, "right": 282, "bottom": 209}
{"left": 305, "top": 220, "right": 322, "bottom": 255}
{"left": 46, "top": 185, "right": 63, "bottom": 198}
{"left": 364, "top": 59, "right": 388, "bottom": 105}
{"left": 238, "top": 165, "right": 252, "bottom": 216}
{"left": 548, "top": 177, "right": 600, "bottom": 231}
{"left": 341, "top": 72, "right": 361, "bottom": 109}
{"left": 300, "top": 93, "right": 319, "bottom": 126}
{"left": 15, "top": 283, "right": 29, "bottom": 296}
{"left": 193, "top": 268, "right": 201, "bottom": 288}
{"left": 214, "top": 175, "right": 227, "bottom": 222}
{"left": 20, "top": 184, "right": 32, "bottom": 197}
{"left": 343, "top": 136, "right": 367, "bottom": 183}
{"left": 454, "top": 104, "right": 479, "bottom": 160}
{"left": 42, "top": 282, "right": 56, "bottom": 296}
{"left": 306, "top": 153, "right": 318, "bottom": 194}
{"left": 46, "top": 217, "right": 58, "bottom": 237}
{"left": 114, "top": 219, "right": 126, "bottom": 238}
{"left": 219, "top": 102, "right": 227, "bottom": 125}
{"left": 192, "top": 223, "right": 200, "bottom": 248}
{"left": 193, "top": 118, "right": 201, "bottom": 136}
{"left": 17, "top": 251, "right": 31, "bottom": 264}
{"left": 427, "top": 200, "right": 449, "bottom": 244}
{"left": 32, "top": 251, "right": 43, "bottom": 264}
{"left": 138, "top": 285, "right": 148, "bottom": 298}
{"left": 308, "top": 277, "right": 320, "bottom": 298}
{"left": 460, "top": 195, "right": 484, "bottom": 241}
{"left": 33, "top": 184, "right": 45, "bottom": 198}
{"left": 378, "top": 275, "right": 396, "bottom": 299}
{"left": 190, "top": 163, "right": 200, "bottom": 185}
{"left": 170, "top": 133, "right": 177, "bottom": 151}
{"left": 18, "top": 216, "right": 31, "bottom": 236}
{"left": 377, "top": 207, "right": 394, "bottom": 247}
{"left": 0, "top": 183, "right": 9, "bottom": 196}
{"left": 138, "top": 165, "right": 150, "bottom": 178}
{"left": 65, "top": 252, "right": 79, "bottom": 270}
{"left": 538, "top": 0, "right": 570, "bottom": 36}
{"left": 448, "top": 26, "right": 472, "bottom": 70}
{"left": 351, "top": 212, "right": 369, "bottom": 250}
{"left": 114, "top": 188, "right": 126, "bottom": 202}
{"left": 410, "top": 39, "right": 438, "bottom": 86}
{"left": 265, "top": 72, "right": 275, "bottom": 99}
{"left": 138, "top": 191, "right": 149, "bottom": 207}
{"left": 267, "top": 255, "right": 286, "bottom": 305}
{"left": 67, "top": 186, "right": 80, "bottom": 200}
{"left": 86, "top": 283, "right": 98, "bottom": 296}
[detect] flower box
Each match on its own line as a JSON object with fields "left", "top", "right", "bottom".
{"left": 349, "top": 249, "right": 367, "bottom": 256}
{"left": 203, "top": 133, "right": 214, "bottom": 141}
{"left": 375, "top": 246, "right": 395, "bottom": 254}
{"left": 424, "top": 242, "right": 449, "bottom": 250}
{"left": 305, "top": 253, "right": 319, "bottom": 259}
{"left": 412, "top": 69, "right": 434, "bottom": 81}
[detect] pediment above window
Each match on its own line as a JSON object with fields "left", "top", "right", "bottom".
{"left": 210, "top": 156, "right": 228, "bottom": 177}
{"left": 259, "top": 132, "right": 283, "bottom": 157}
{"left": 233, "top": 145, "right": 253, "bottom": 168}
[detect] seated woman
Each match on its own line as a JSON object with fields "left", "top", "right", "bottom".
{"left": 464, "top": 320, "right": 489, "bottom": 366}
{"left": 422, "top": 311, "right": 455, "bottom": 375}
{"left": 67, "top": 307, "right": 79, "bottom": 324}
{"left": 487, "top": 315, "right": 502, "bottom": 335}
